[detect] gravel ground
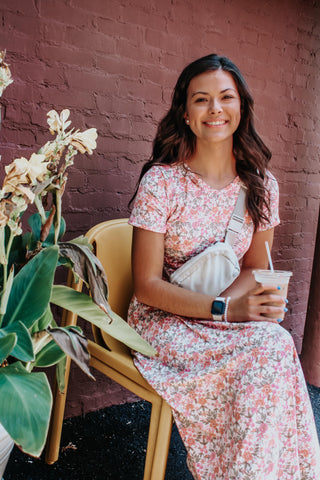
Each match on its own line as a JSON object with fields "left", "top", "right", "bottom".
{"left": 4, "top": 384, "right": 320, "bottom": 480}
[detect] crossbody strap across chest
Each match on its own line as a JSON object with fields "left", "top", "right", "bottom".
{"left": 224, "top": 184, "right": 247, "bottom": 247}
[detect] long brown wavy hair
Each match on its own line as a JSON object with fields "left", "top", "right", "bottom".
{"left": 130, "top": 54, "right": 272, "bottom": 230}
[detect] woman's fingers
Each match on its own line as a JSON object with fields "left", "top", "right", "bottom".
{"left": 252, "top": 283, "right": 281, "bottom": 296}
{"left": 228, "top": 287, "right": 287, "bottom": 324}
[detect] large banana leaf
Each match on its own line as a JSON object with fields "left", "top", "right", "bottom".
{"left": 0, "top": 333, "right": 16, "bottom": 364}
{"left": 0, "top": 322, "right": 33, "bottom": 362}
{"left": 34, "top": 338, "right": 66, "bottom": 368}
{"left": 2, "top": 246, "right": 59, "bottom": 329}
{"left": 29, "top": 307, "right": 53, "bottom": 336}
{"left": 0, "top": 362, "right": 52, "bottom": 457}
{"left": 50, "top": 285, "right": 157, "bottom": 357}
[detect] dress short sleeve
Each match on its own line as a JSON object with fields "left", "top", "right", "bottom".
{"left": 129, "top": 167, "right": 169, "bottom": 234}
{"left": 257, "top": 172, "right": 280, "bottom": 232}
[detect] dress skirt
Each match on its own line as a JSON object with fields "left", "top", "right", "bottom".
{"left": 128, "top": 298, "right": 320, "bottom": 480}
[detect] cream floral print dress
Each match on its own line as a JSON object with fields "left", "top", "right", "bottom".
{"left": 128, "top": 164, "right": 320, "bottom": 480}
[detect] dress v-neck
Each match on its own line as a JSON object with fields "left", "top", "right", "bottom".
{"left": 181, "top": 163, "right": 240, "bottom": 193}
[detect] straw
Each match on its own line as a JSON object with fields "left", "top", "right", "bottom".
{"left": 265, "top": 241, "right": 274, "bottom": 272}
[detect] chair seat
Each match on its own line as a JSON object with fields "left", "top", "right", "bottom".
{"left": 88, "top": 340, "right": 156, "bottom": 393}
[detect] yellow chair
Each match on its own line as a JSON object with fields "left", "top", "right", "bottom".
{"left": 45, "top": 219, "right": 173, "bottom": 480}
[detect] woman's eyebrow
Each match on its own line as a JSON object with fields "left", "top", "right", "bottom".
{"left": 191, "top": 88, "right": 237, "bottom": 98}
{"left": 191, "top": 90, "right": 208, "bottom": 97}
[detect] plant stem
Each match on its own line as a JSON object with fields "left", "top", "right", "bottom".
{"left": 3, "top": 229, "right": 14, "bottom": 291}
{"left": 54, "top": 189, "right": 62, "bottom": 244}
{"left": 34, "top": 194, "right": 47, "bottom": 224}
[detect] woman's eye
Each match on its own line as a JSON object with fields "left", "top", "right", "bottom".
{"left": 195, "top": 97, "right": 207, "bottom": 103}
{"left": 222, "top": 95, "right": 234, "bottom": 100}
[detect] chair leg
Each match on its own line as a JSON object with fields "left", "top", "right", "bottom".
{"left": 142, "top": 395, "right": 163, "bottom": 480}
{"left": 150, "top": 400, "right": 173, "bottom": 480}
{"left": 45, "top": 356, "right": 72, "bottom": 464}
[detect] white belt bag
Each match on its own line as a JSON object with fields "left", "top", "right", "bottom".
{"left": 170, "top": 185, "right": 247, "bottom": 297}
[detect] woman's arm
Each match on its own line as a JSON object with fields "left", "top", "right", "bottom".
{"left": 223, "top": 228, "right": 286, "bottom": 322}
{"left": 132, "top": 226, "right": 285, "bottom": 323}
{"left": 132, "top": 226, "right": 214, "bottom": 319}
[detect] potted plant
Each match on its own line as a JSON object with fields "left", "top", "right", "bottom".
{"left": 0, "top": 51, "right": 155, "bottom": 476}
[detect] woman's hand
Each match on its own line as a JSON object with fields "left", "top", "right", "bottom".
{"left": 227, "top": 283, "right": 287, "bottom": 324}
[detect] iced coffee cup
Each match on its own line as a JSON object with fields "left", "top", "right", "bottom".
{"left": 252, "top": 270, "right": 292, "bottom": 320}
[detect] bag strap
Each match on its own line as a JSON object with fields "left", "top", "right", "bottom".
{"left": 225, "top": 184, "right": 247, "bottom": 247}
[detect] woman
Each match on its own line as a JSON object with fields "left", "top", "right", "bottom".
{"left": 128, "top": 54, "right": 320, "bottom": 479}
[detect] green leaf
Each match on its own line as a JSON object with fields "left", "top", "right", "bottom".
{"left": 29, "top": 307, "right": 53, "bottom": 336}
{"left": 50, "top": 285, "right": 157, "bottom": 357}
{"left": 0, "top": 322, "right": 34, "bottom": 362}
{"left": 68, "top": 235, "right": 93, "bottom": 250}
{"left": 28, "top": 212, "right": 66, "bottom": 247}
{"left": 2, "top": 246, "right": 59, "bottom": 329}
{"left": 34, "top": 338, "right": 66, "bottom": 367}
{"left": 0, "top": 362, "right": 52, "bottom": 456}
{"left": 0, "top": 332, "right": 16, "bottom": 364}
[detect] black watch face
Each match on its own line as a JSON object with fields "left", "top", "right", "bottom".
{"left": 211, "top": 300, "right": 225, "bottom": 315}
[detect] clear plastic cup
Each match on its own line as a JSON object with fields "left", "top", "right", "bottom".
{"left": 252, "top": 269, "right": 292, "bottom": 320}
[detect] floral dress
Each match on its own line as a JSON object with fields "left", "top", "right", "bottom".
{"left": 127, "top": 164, "right": 320, "bottom": 480}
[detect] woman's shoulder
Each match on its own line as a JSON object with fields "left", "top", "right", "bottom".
{"left": 141, "top": 164, "right": 184, "bottom": 188}
{"left": 265, "top": 169, "right": 278, "bottom": 183}
{"left": 265, "top": 170, "right": 279, "bottom": 195}
{"left": 144, "top": 163, "right": 181, "bottom": 177}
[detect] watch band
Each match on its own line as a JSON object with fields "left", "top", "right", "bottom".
{"left": 211, "top": 297, "right": 226, "bottom": 321}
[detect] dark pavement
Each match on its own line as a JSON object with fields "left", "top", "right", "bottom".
{"left": 5, "top": 383, "right": 320, "bottom": 480}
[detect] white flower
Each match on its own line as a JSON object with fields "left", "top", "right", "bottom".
{"left": 47, "top": 109, "right": 71, "bottom": 135}
{"left": 0, "top": 50, "right": 13, "bottom": 97}
{"left": 2, "top": 154, "right": 49, "bottom": 198}
{"left": 4, "top": 157, "right": 30, "bottom": 189}
{"left": 28, "top": 153, "right": 49, "bottom": 182}
{"left": 39, "top": 141, "right": 57, "bottom": 157}
{"left": 70, "top": 128, "right": 98, "bottom": 155}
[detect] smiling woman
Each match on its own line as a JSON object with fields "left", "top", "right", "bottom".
{"left": 127, "top": 53, "right": 320, "bottom": 479}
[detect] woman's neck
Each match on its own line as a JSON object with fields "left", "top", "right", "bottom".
{"left": 186, "top": 141, "right": 237, "bottom": 189}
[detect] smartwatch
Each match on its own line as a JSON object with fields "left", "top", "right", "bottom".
{"left": 211, "top": 297, "right": 226, "bottom": 321}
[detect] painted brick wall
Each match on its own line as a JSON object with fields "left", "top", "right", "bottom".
{"left": 0, "top": 0, "right": 319, "bottom": 416}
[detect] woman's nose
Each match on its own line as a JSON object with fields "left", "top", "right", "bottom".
{"left": 209, "top": 99, "right": 222, "bottom": 114}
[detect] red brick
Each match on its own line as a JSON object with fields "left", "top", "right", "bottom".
{"left": 1, "top": 0, "right": 38, "bottom": 16}
{"left": 37, "top": 44, "right": 94, "bottom": 68}
{"left": 38, "top": 87, "right": 96, "bottom": 110}
{"left": 145, "top": 28, "right": 181, "bottom": 55}
{"left": 94, "top": 54, "right": 138, "bottom": 78}
{"left": 116, "top": 37, "right": 161, "bottom": 64}
{"left": 121, "top": 5, "right": 166, "bottom": 31}
{"left": 4, "top": 12, "right": 41, "bottom": 36}
{"left": 75, "top": 0, "right": 123, "bottom": 19}
{"left": 65, "top": 27, "right": 116, "bottom": 54}
{"left": 39, "top": 1, "right": 90, "bottom": 27}
{"left": 0, "top": 31, "right": 38, "bottom": 59}
{"left": 118, "top": 77, "right": 162, "bottom": 103}
{"left": 94, "top": 17, "right": 143, "bottom": 44}
{"left": 65, "top": 68, "right": 117, "bottom": 94}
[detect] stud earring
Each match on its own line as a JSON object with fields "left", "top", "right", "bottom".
{"left": 186, "top": 119, "right": 190, "bottom": 125}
